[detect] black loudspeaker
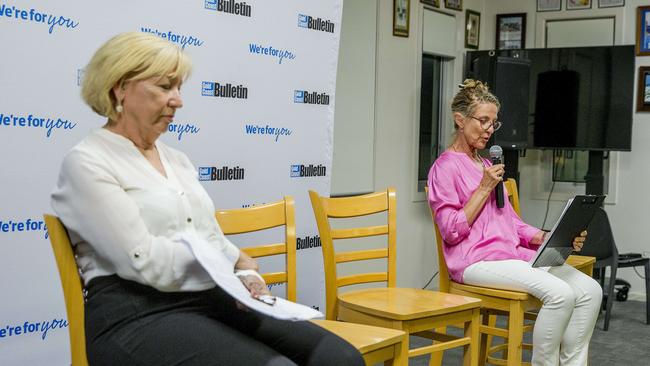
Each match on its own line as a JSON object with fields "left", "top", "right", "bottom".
{"left": 533, "top": 70, "right": 580, "bottom": 148}
{"left": 466, "top": 55, "right": 530, "bottom": 149}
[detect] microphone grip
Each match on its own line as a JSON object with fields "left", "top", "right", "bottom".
{"left": 492, "top": 157, "right": 504, "bottom": 208}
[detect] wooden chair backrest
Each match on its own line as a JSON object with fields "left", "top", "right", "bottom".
{"left": 426, "top": 178, "right": 520, "bottom": 292}
{"left": 309, "top": 188, "right": 397, "bottom": 320}
{"left": 215, "top": 197, "right": 297, "bottom": 301}
{"left": 43, "top": 214, "right": 88, "bottom": 366}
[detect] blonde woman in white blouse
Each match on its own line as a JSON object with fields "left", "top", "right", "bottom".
{"left": 51, "top": 32, "right": 363, "bottom": 366}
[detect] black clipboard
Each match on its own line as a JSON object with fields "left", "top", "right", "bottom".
{"left": 530, "top": 195, "right": 605, "bottom": 268}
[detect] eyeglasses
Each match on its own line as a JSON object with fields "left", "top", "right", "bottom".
{"left": 469, "top": 116, "right": 502, "bottom": 131}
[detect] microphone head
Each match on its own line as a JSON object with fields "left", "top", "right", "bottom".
{"left": 489, "top": 145, "right": 503, "bottom": 159}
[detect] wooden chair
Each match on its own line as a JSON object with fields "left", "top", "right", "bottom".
{"left": 215, "top": 197, "right": 408, "bottom": 366}
{"left": 426, "top": 179, "right": 595, "bottom": 366}
{"left": 43, "top": 215, "right": 89, "bottom": 366}
{"left": 309, "top": 188, "right": 482, "bottom": 366}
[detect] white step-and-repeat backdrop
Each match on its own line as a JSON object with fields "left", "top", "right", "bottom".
{"left": 0, "top": 1, "right": 343, "bottom": 364}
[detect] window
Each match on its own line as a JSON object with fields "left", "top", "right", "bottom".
{"left": 417, "top": 54, "right": 444, "bottom": 192}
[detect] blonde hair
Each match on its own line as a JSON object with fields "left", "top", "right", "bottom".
{"left": 81, "top": 32, "right": 192, "bottom": 120}
{"left": 451, "top": 79, "right": 500, "bottom": 130}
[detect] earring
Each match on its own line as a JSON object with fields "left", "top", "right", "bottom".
{"left": 116, "top": 103, "right": 123, "bottom": 113}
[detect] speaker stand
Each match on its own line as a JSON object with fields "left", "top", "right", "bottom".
{"left": 585, "top": 151, "right": 605, "bottom": 196}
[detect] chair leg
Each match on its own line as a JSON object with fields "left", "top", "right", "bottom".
{"left": 506, "top": 302, "right": 524, "bottom": 366}
{"left": 604, "top": 265, "right": 617, "bottom": 331}
{"left": 486, "top": 314, "right": 497, "bottom": 360}
{"left": 463, "top": 308, "right": 480, "bottom": 366}
{"left": 644, "top": 262, "right": 650, "bottom": 325}
{"left": 479, "top": 310, "right": 490, "bottom": 365}
{"left": 428, "top": 327, "right": 445, "bottom": 366}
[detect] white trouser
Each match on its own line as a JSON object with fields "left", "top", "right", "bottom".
{"left": 463, "top": 259, "right": 602, "bottom": 366}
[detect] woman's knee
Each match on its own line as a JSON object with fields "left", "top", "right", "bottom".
{"left": 542, "top": 281, "right": 576, "bottom": 310}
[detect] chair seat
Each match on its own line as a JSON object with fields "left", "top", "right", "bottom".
{"left": 450, "top": 282, "right": 532, "bottom": 301}
{"left": 338, "top": 287, "right": 481, "bottom": 320}
{"left": 618, "top": 257, "right": 649, "bottom": 268}
{"left": 311, "top": 319, "right": 405, "bottom": 354}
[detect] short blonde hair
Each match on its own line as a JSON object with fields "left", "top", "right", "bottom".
{"left": 81, "top": 32, "right": 192, "bottom": 120}
{"left": 451, "top": 79, "right": 500, "bottom": 130}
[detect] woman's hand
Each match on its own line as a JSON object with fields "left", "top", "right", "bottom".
{"left": 573, "top": 230, "right": 587, "bottom": 252}
{"left": 238, "top": 274, "right": 272, "bottom": 298}
{"left": 478, "top": 164, "right": 505, "bottom": 193}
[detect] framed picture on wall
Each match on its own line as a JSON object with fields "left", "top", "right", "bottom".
{"left": 444, "top": 0, "right": 462, "bottom": 11}
{"left": 496, "top": 13, "right": 526, "bottom": 50}
{"left": 598, "top": 0, "right": 624, "bottom": 8}
{"left": 567, "top": 0, "right": 592, "bottom": 10}
{"left": 420, "top": 0, "right": 439, "bottom": 8}
{"left": 537, "top": 0, "right": 561, "bottom": 12}
{"left": 637, "top": 6, "right": 650, "bottom": 56}
{"left": 465, "top": 10, "right": 480, "bottom": 49}
{"left": 393, "top": 0, "right": 410, "bottom": 37}
{"left": 636, "top": 67, "right": 650, "bottom": 112}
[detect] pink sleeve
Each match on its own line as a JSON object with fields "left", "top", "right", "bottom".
{"left": 504, "top": 191, "right": 541, "bottom": 249}
{"left": 427, "top": 162, "right": 470, "bottom": 246}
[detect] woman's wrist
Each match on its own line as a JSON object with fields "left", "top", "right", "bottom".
{"left": 235, "top": 269, "right": 265, "bottom": 283}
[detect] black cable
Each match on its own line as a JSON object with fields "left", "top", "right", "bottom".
{"left": 422, "top": 271, "right": 439, "bottom": 289}
{"left": 541, "top": 181, "right": 556, "bottom": 230}
{"left": 633, "top": 267, "right": 646, "bottom": 280}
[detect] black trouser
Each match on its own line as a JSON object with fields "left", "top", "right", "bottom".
{"left": 85, "top": 275, "right": 364, "bottom": 366}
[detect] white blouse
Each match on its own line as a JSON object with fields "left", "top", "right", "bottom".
{"left": 51, "top": 128, "right": 240, "bottom": 292}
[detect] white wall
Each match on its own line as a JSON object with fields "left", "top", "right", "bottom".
{"left": 373, "top": 0, "right": 485, "bottom": 288}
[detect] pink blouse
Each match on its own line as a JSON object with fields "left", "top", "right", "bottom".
{"left": 427, "top": 151, "right": 541, "bottom": 283}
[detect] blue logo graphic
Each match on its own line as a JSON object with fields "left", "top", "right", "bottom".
{"left": 202, "top": 82, "right": 215, "bottom": 96}
{"left": 298, "top": 14, "right": 308, "bottom": 28}
{"left": 205, "top": 0, "right": 218, "bottom": 10}
{"left": 0, "top": 112, "right": 77, "bottom": 138}
{"left": 244, "top": 124, "right": 292, "bottom": 142}
{"left": 0, "top": 318, "right": 68, "bottom": 341}
{"left": 290, "top": 164, "right": 327, "bottom": 178}
{"left": 199, "top": 167, "right": 212, "bottom": 181}
{"left": 293, "top": 90, "right": 304, "bottom": 103}
{"left": 140, "top": 27, "right": 204, "bottom": 49}
{"left": 0, "top": 218, "right": 49, "bottom": 239}
{"left": 0, "top": 4, "right": 79, "bottom": 34}
{"left": 198, "top": 166, "right": 246, "bottom": 181}
{"left": 296, "top": 13, "right": 335, "bottom": 33}
{"left": 290, "top": 165, "right": 301, "bottom": 177}
{"left": 167, "top": 123, "right": 200, "bottom": 141}
{"left": 204, "top": 0, "right": 252, "bottom": 17}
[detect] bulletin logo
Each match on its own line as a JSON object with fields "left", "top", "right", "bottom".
{"left": 199, "top": 166, "right": 245, "bottom": 181}
{"left": 202, "top": 81, "right": 248, "bottom": 99}
{"left": 290, "top": 164, "right": 327, "bottom": 178}
{"left": 297, "top": 14, "right": 335, "bottom": 33}
{"left": 293, "top": 90, "right": 330, "bottom": 105}
{"left": 204, "top": 0, "right": 252, "bottom": 17}
{"left": 297, "top": 235, "right": 321, "bottom": 250}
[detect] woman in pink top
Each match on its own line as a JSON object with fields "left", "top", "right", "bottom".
{"left": 428, "top": 80, "right": 601, "bottom": 366}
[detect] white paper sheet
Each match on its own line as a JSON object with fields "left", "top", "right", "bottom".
{"left": 181, "top": 237, "right": 323, "bottom": 321}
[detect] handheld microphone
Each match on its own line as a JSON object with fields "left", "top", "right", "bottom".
{"left": 489, "top": 145, "right": 504, "bottom": 208}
